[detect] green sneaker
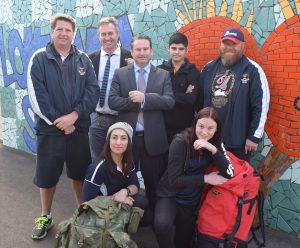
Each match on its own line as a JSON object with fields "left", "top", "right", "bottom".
{"left": 31, "top": 215, "right": 52, "bottom": 240}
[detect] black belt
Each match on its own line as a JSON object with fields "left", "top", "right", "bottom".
{"left": 135, "top": 131, "right": 144, "bottom": 137}
{"left": 96, "top": 112, "right": 115, "bottom": 117}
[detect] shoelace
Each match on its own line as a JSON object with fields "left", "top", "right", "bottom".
{"left": 34, "top": 217, "right": 49, "bottom": 229}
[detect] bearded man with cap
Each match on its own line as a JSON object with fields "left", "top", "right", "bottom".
{"left": 198, "top": 27, "right": 270, "bottom": 161}
{"left": 82, "top": 122, "right": 147, "bottom": 209}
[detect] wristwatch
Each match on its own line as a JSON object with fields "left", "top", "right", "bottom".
{"left": 126, "top": 187, "right": 131, "bottom": 196}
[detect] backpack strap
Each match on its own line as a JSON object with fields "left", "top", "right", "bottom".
{"left": 250, "top": 191, "right": 266, "bottom": 247}
{"left": 225, "top": 197, "right": 244, "bottom": 246}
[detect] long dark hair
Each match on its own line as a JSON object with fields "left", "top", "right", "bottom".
{"left": 182, "top": 107, "right": 222, "bottom": 157}
{"left": 97, "top": 132, "right": 134, "bottom": 177}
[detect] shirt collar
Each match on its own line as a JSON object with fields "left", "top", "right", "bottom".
{"left": 134, "top": 62, "right": 151, "bottom": 74}
{"left": 50, "top": 43, "right": 75, "bottom": 57}
{"left": 101, "top": 46, "right": 120, "bottom": 57}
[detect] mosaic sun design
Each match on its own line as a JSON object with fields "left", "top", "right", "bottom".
{"left": 176, "top": 0, "right": 300, "bottom": 196}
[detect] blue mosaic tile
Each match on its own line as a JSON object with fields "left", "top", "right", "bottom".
{"left": 167, "top": 2, "right": 177, "bottom": 21}
{"left": 214, "top": 0, "right": 223, "bottom": 16}
{"left": 277, "top": 214, "right": 293, "bottom": 233}
{"left": 270, "top": 191, "right": 286, "bottom": 207}
{"left": 152, "top": 7, "right": 168, "bottom": 18}
{"left": 292, "top": 183, "right": 300, "bottom": 199}
{"left": 103, "top": 1, "right": 123, "bottom": 16}
{"left": 264, "top": 197, "right": 272, "bottom": 210}
{"left": 126, "top": 0, "right": 139, "bottom": 13}
{"left": 270, "top": 207, "right": 279, "bottom": 218}
{"left": 143, "top": 10, "right": 153, "bottom": 22}
{"left": 282, "top": 180, "right": 291, "bottom": 192}
{"left": 289, "top": 190, "right": 300, "bottom": 211}
{"left": 165, "top": 21, "right": 177, "bottom": 34}
{"left": 272, "top": 181, "right": 285, "bottom": 194}
{"left": 278, "top": 197, "right": 296, "bottom": 212}
{"left": 1, "top": 87, "right": 17, "bottom": 118}
{"left": 259, "top": 0, "right": 274, "bottom": 7}
{"left": 277, "top": 207, "right": 299, "bottom": 221}
{"left": 133, "top": 21, "right": 147, "bottom": 33}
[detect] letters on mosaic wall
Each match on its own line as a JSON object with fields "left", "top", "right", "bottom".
{"left": 0, "top": 0, "right": 299, "bottom": 236}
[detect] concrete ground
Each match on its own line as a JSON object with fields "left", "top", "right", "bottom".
{"left": 0, "top": 142, "right": 299, "bottom": 248}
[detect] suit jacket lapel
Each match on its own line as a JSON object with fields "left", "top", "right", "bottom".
{"left": 92, "top": 50, "right": 101, "bottom": 79}
{"left": 127, "top": 64, "right": 137, "bottom": 90}
{"left": 145, "top": 65, "right": 157, "bottom": 93}
{"left": 120, "top": 48, "right": 128, "bottom": 67}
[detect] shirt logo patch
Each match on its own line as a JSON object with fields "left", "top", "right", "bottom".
{"left": 78, "top": 67, "right": 86, "bottom": 75}
{"left": 241, "top": 73, "right": 250, "bottom": 84}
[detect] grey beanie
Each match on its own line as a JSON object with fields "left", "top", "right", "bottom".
{"left": 106, "top": 122, "right": 133, "bottom": 142}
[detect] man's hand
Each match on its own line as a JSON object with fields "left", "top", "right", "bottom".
{"left": 125, "top": 58, "right": 134, "bottom": 65}
{"left": 186, "top": 84, "right": 195, "bottom": 93}
{"left": 64, "top": 125, "right": 76, "bottom": 135}
{"left": 129, "top": 90, "right": 145, "bottom": 103}
{"left": 53, "top": 111, "right": 78, "bottom": 133}
{"left": 245, "top": 139, "right": 258, "bottom": 154}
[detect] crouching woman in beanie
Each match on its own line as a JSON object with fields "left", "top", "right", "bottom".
{"left": 82, "top": 122, "right": 147, "bottom": 209}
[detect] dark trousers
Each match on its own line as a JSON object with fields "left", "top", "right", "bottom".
{"left": 89, "top": 112, "right": 116, "bottom": 162}
{"left": 132, "top": 193, "right": 148, "bottom": 210}
{"left": 226, "top": 147, "right": 252, "bottom": 162}
{"left": 133, "top": 135, "right": 164, "bottom": 210}
{"left": 154, "top": 197, "right": 196, "bottom": 248}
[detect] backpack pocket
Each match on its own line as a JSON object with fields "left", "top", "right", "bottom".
{"left": 54, "top": 219, "right": 72, "bottom": 248}
{"left": 69, "top": 224, "right": 109, "bottom": 248}
{"left": 127, "top": 207, "right": 144, "bottom": 234}
{"left": 109, "top": 231, "right": 138, "bottom": 248}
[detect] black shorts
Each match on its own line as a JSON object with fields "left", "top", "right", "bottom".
{"left": 34, "top": 132, "right": 91, "bottom": 188}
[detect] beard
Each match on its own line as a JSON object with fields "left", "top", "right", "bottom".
{"left": 220, "top": 52, "right": 242, "bottom": 67}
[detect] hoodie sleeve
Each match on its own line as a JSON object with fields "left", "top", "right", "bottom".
{"left": 27, "top": 52, "right": 61, "bottom": 124}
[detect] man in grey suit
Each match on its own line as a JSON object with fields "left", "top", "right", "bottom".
{"left": 89, "top": 17, "right": 132, "bottom": 161}
{"left": 109, "top": 35, "right": 175, "bottom": 210}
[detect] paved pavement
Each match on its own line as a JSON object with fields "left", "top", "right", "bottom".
{"left": 0, "top": 142, "right": 299, "bottom": 248}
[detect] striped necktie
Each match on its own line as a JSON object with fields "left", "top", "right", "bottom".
{"left": 99, "top": 54, "right": 113, "bottom": 107}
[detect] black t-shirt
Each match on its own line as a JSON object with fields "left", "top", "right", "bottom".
{"left": 211, "top": 63, "right": 236, "bottom": 123}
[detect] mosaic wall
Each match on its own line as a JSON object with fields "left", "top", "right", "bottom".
{"left": 0, "top": 0, "right": 299, "bottom": 237}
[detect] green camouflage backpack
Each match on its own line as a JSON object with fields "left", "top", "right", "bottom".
{"left": 54, "top": 196, "right": 144, "bottom": 248}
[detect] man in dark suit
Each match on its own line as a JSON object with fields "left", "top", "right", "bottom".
{"left": 89, "top": 17, "right": 132, "bottom": 161}
{"left": 109, "top": 35, "right": 175, "bottom": 210}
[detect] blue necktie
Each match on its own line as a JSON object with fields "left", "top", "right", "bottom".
{"left": 99, "top": 54, "right": 113, "bottom": 107}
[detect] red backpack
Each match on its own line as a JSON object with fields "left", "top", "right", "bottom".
{"left": 197, "top": 151, "right": 264, "bottom": 247}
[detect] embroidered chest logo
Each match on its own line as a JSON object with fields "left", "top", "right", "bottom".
{"left": 241, "top": 73, "right": 250, "bottom": 84}
{"left": 211, "top": 70, "right": 235, "bottom": 108}
{"left": 78, "top": 67, "right": 86, "bottom": 75}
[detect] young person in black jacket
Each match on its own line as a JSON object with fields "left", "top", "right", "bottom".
{"left": 158, "top": 32, "right": 200, "bottom": 144}
{"left": 154, "top": 107, "right": 234, "bottom": 248}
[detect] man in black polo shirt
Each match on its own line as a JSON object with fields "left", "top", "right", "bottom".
{"left": 28, "top": 13, "right": 99, "bottom": 240}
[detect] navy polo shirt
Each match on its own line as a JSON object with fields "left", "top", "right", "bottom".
{"left": 82, "top": 159, "right": 140, "bottom": 202}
